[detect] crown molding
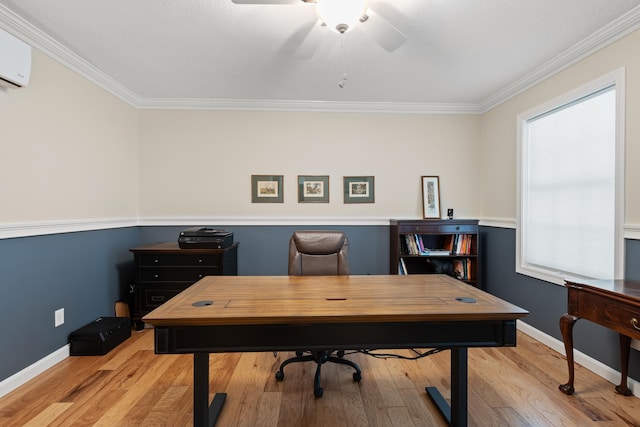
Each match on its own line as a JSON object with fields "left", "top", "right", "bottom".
{"left": 135, "top": 97, "right": 481, "bottom": 114}
{"left": 478, "top": 5, "right": 640, "bottom": 113}
{"left": 1, "top": 4, "right": 640, "bottom": 114}
{"left": 0, "top": 4, "right": 141, "bottom": 106}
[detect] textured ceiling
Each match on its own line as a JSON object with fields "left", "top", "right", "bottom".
{"left": 1, "top": 0, "right": 640, "bottom": 112}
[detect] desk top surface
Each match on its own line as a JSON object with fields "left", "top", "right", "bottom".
{"left": 142, "top": 274, "right": 528, "bottom": 327}
{"left": 565, "top": 278, "right": 640, "bottom": 302}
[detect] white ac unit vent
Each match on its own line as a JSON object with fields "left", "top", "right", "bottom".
{"left": 0, "top": 28, "right": 31, "bottom": 88}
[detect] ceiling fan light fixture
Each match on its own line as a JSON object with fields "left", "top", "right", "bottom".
{"left": 316, "top": 0, "right": 368, "bottom": 34}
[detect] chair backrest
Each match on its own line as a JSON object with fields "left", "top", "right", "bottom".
{"left": 288, "top": 230, "right": 350, "bottom": 276}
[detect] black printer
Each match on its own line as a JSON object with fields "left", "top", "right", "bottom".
{"left": 178, "top": 227, "right": 234, "bottom": 249}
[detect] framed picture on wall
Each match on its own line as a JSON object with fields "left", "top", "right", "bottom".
{"left": 421, "top": 176, "right": 441, "bottom": 218}
{"left": 298, "top": 175, "right": 329, "bottom": 203}
{"left": 343, "top": 176, "right": 375, "bottom": 204}
{"left": 251, "top": 175, "right": 283, "bottom": 203}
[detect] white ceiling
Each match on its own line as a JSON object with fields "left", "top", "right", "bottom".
{"left": 1, "top": 0, "right": 640, "bottom": 113}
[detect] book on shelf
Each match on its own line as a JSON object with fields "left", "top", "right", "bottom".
{"left": 447, "top": 234, "right": 474, "bottom": 255}
{"left": 425, "top": 249, "right": 451, "bottom": 256}
{"left": 452, "top": 259, "right": 465, "bottom": 280}
{"left": 402, "top": 234, "right": 426, "bottom": 255}
{"left": 402, "top": 235, "right": 418, "bottom": 254}
{"left": 398, "top": 258, "right": 408, "bottom": 275}
{"left": 451, "top": 259, "right": 475, "bottom": 281}
{"left": 401, "top": 234, "right": 451, "bottom": 256}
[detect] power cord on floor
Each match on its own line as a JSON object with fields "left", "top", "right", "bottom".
{"left": 273, "top": 348, "right": 447, "bottom": 360}
{"left": 350, "top": 348, "right": 447, "bottom": 360}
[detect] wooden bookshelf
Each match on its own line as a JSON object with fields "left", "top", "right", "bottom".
{"left": 389, "top": 219, "right": 481, "bottom": 289}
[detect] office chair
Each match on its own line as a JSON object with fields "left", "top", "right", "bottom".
{"left": 275, "top": 230, "right": 362, "bottom": 398}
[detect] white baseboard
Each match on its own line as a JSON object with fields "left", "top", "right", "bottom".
{"left": 517, "top": 320, "right": 639, "bottom": 397}
{"left": 0, "top": 344, "right": 69, "bottom": 398}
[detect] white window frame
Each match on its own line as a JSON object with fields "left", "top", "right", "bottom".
{"left": 516, "top": 68, "right": 625, "bottom": 286}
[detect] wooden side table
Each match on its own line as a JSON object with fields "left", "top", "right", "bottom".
{"left": 559, "top": 279, "right": 640, "bottom": 395}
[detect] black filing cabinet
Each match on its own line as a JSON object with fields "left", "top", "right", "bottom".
{"left": 130, "top": 241, "right": 238, "bottom": 329}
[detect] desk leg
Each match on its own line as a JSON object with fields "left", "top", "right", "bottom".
{"left": 559, "top": 314, "right": 578, "bottom": 395}
{"left": 426, "top": 348, "right": 468, "bottom": 427}
{"left": 194, "top": 352, "right": 227, "bottom": 427}
{"left": 615, "top": 334, "right": 633, "bottom": 396}
{"left": 451, "top": 348, "right": 468, "bottom": 427}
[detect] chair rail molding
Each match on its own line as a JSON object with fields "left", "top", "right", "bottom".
{"left": 0, "top": 218, "right": 138, "bottom": 239}
{"left": 3, "top": 217, "right": 640, "bottom": 240}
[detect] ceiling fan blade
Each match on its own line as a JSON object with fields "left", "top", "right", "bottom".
{"left": 279, "top": 20, "right": 324, "bottom": 59}
{"left": 359, "top": 8, "right": 406, "bottom": 52}
{"left": 231, "top": 0, "right": 300, "bottom": 4}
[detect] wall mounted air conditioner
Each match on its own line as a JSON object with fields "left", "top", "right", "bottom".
{"left": 0, "top": 28, "right": 31, "bottom": 88}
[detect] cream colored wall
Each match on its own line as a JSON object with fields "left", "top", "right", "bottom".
{"left": 479, "top": 28, "right": 640, "bottom": 226}
{"left": 0, "top": 50, "right": 139, "bottom": 225}
{"left": 0, "top": 46, "right": 484, "bottom": 229}
{"left": 137, "top": 110, "right": 481, "bottom": 222}
{"left": 8, "top": 26, "right": 638, "bottom": 229}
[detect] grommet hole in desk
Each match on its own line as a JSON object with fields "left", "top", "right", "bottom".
{"left": 192, "top": 300, "right": 214, "bottom": 307}
{"left": 456, "top": 297, "right": 476, "bottom": 303}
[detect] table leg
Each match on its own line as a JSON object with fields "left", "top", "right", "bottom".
{"left": 615, "top": 334, "right": 633, "bottom": 396}
{"left": 194, "top": 352, "right": 227, "bottom": 427}
{"left": 426, "top": 348, "right": 468, "bottom": 427}
{"left": 451, "top": 348, "right": 468, "bottom": 426}
{"left": 559, "top": 314, "right": 578, "bottom": 395}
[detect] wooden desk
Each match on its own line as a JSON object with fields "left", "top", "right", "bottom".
{"left": 560, "top": 279, "right": 640, "bottom": 396}
{"left": 143, "top": 274, "right": 528, "bottom": 427}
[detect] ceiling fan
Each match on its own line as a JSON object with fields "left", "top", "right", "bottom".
{"left": 230, "top": 0, "right": 407, "bottom": 57}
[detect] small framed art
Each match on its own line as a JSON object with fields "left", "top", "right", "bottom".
{"left": 421, "top": 176, "right": 441, "bottom": 218}
{"left": 343, "top": 176, "right": 375, "bottom": 204}
{"left": 298, "top": 175, "right": 329, "bottom": 203}
{"left": 251, "top": 175, "right": 283, "bottom": 203}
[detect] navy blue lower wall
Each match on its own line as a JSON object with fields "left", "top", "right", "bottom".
{"left": 0, "top": 227, "right": 139, "bottom": 382}
{"left": 3, "top": 223, "right": 639, "bottom": 389}
{"left": 138, "top": 225, "right": 390, "bottom": 276}
{"left": 1, "top": 224, "right": 388, "bottom": 383}
{"left": 482, "top": 225, "right": 640, "bottom": 383}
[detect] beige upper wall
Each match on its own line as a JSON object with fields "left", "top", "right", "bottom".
{"left": 12, "top": 25, "right": 639, "bottom": 228}
{"left": 0, "top": 43, "right": 483, "bottom": 228}
{"left": 479, "top": 27, "right": 640, "bottom": 226}
{"left": 0, "top": 50, "right": 139, "bottom": 225}
{"left": 138, "top": 110, "right": 481, "bottom": 221}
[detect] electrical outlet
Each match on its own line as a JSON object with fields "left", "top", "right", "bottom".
{"left": 632, "top": 339, "right": 640, "bottom": 352}
{"left": 55, "top": 308, "right": 64, "bottom": 327}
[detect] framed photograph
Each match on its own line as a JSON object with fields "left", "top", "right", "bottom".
{"left": 298, "top": 175, "right": 329, "bottom": 203}
{"left": 343, "top": 176, "right": 375, "bottom": 204}
{"left": 422, "top": 176, "right": 441, "bottom": 218}
{"left": 251, "top": 175, "right": 283, "bottom": 203}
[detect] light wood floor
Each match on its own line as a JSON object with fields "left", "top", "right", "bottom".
{"left": 1, "top": 329, "right": 639, "bottom": 426}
